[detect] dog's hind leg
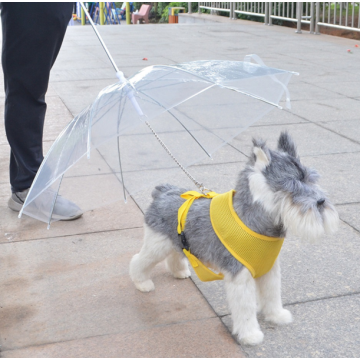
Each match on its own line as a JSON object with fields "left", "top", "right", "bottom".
{"left": 255, "top": 258, "right": 293, "bottom": 325}
{"left": 165, "top": 250, "right": 191, "bottom": 279}
{"left": 129, "top": 224, "right": 173, "bottom": 292}
{"left": 225, "top": 269, "right": 264, "bottom": 346}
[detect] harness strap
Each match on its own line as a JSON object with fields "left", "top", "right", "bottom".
{"left": 177, "top": 190, "right": 218, "bottom": 234}
{"left": 177, "top": 190, "right": 224, "bottom": 282}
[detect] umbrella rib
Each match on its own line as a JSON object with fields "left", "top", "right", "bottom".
{"left": 165, "top": 65, "right": 284, "bottom": 109}
{"left": 116, "top": 137, "right": 127, "bottom": 203}
{"left": 116, "top": 95, "right": 127, "bottom": 203}
{"left": 129, "top": 67, "right": 182, "bottom": 92}
{"left": 129, "top": 79, "right": 204, "bottom": 94}
{"left": 168, "top": 109, "right": 212, "bottom": 159}
{"left": 137, "top": 90, "right": 213, "bottom": 159}
{"left": 220, "top": 85, "right": 283, "bottom": 109}
{"left": 87, "top": 100, "right": 100, "bottom": 159}
{"left": 47, "top": 174, "right": 64, "bottom": 229}
{"left": 89, "top": 92, "right": 129, "bottom": 203}
{"left": 88, "top": 90, "right": 121, "bottom": 136}
{"left": 47, "top": 110, "right": 88, "bottom": 225}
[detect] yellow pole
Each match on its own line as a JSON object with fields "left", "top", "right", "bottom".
{"left": 126, "top": 2, "right": 131, "bottom": 24}
{"left": 100, "top": 2, "right": 105, "bottom": 25}
{"left": 81, "top": 6, "right": 86, "bottom": 25}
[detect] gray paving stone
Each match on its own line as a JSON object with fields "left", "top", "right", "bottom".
{"left": 301, "top": 152, "right": 360, "bottom": 205}
{"left": 290, "top": 97, "right": 360, "bottom": 122}
{"left": 222, "top": 294, "right": 360, "bottom": 358}
{"left": 1, "top": 318, "right": 244, "bottom": 358}
{"left": 50, "top": 67, "right": 115, "bottom": 82}
{"left": 337, "top": 203, "right": 360, "bottom": 232}
{"left": 255, "top": 108, "right": 309, "bottom": 126}
{"left": 53, "top": 50, "right": 108, "bottom": 70}
{"left": 50, "top": 79, "right": 116, "bottom": 115}
{"left": 318, "top": 119, "right": 360, "bottom": 144}
{"left": 314, "top": 80, "right": 360, "bottom": 98}
{"left": 232, "top": 122, "right": 360, "bottom": 157}
{"left": 280, "top": 221, "right": 360, "bottom": 304}
{"left": 287, "top": 81, "right": 348, "bottom": 101}
{"left": 0, "top": 229, "right": 219, "bottom": 352}
{"left": 190, "top": 269, "right": 228, "bottom": 316}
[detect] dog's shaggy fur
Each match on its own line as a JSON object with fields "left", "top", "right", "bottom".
{"left": 129, "top": 132, "right": 339, "bottom": 345}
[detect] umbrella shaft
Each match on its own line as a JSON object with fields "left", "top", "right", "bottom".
{"left": 78, "top": 4, "right": 209, "bottom": 195}
{"left": 79, "top": 2, "right": 120, "bottom": 73}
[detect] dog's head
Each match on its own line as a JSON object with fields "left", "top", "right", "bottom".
{"left": 248, "top": 131, "right": 339, "bottom": 242}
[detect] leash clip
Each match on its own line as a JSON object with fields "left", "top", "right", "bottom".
{"left": 199, "top": 186, "right": 213, "bottom": 195}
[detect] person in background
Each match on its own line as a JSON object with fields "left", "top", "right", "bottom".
{"left": 1, "top": 2, "right": 83, "bottom": 221}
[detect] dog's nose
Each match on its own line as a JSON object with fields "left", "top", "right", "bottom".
{"left": 317, "top": 198, "right": 325, "bottom": 206}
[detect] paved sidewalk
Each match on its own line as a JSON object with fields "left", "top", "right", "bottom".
{"left": 1, "top": 15, "right": 360, "bottom": 357}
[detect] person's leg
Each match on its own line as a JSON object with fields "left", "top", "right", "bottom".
{"left": 1, "top": 2, "right": 73, "bottom": 193}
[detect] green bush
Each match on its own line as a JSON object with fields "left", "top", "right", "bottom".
{"left": 160, "top": 2, "right": 182, "bottom": 23}
{"left": 237, "top": 13, "right": 264, "bottom": 23}
{"left": 159, "top": 2, "right": 198, "bottom": 23}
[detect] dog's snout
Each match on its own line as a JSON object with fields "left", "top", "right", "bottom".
{"left": 317, "top": 198, "right": 325, "bottom": 206}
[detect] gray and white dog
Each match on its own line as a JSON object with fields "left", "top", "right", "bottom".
{"left": 129, "top": 132, "right": 339, "bottom": 346}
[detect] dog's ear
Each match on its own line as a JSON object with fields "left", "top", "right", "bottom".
{"left": 252, "top": 138, "right": 271, "bottom": 170}
{"left": 277, "top": 131, "right": 298, "bottom": 158}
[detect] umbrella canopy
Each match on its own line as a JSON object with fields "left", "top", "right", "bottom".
{"left": 19, "top": 56, "right": 297, "bottom": 227}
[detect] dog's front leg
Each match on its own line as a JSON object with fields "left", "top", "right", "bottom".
{"left": 255, "top": 258, "right": 293, "bottom": 325}
{"left": 225, "top": 269, "right": 264, "bottom": 346}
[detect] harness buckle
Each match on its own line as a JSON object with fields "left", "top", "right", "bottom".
{"left": 179, "top": 231, "right": 189, "bottom": 251}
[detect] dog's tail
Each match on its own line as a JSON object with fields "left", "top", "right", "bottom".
{"left": 151, "top": 184, "right": 175, "bottom": 199}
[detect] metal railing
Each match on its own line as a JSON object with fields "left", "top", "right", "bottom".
{"left": 198, "top": 2, "right": 231, "bottom": 15}
{"left": 233, "top": 2, "right": 266, "bottom": 20}
{"left": 317, "top": 2, "right": 360, "bottom": 32}
{"left": 197, "top": 2, "right": 360, "bottom": 34}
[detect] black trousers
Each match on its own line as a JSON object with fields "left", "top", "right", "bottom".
{"left": 1, "top": 2, "right": 73, "bottom": 193}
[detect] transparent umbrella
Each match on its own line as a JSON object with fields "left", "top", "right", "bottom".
{"left": 19, "top": 4, "right": 298, "bottom": 228}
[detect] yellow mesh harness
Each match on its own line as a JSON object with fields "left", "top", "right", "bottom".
{"left": 177, "top": 190, "right": 284, "bottom": 281}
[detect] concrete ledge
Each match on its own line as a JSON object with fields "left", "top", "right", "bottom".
{"left": 179, "top": 13, "right": 234, "bottom": 24}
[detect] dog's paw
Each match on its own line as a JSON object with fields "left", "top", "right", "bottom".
{"left": 264, "top": 308, "right": 293, "bottom": 325}
{"left": 134, "top": 279, "right": 155, "bottom": 292}
{"left": 173, "top": 269, "right": 191, "bottom": 279}
{"left": 239, "top": 330, "right": 264, "bottom": 346}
